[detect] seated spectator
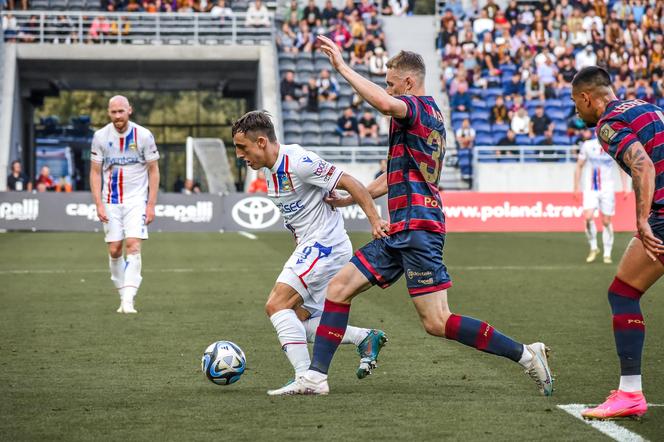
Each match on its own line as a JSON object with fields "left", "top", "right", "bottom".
{"left": 35, "top": 166, "right": 55, "bottom": 191}
{"left": 295, "top": 22, "right": 314, "bottom": 52}
{"left": 558, "top": 57, "right": 577, "bottom": 85}
{"left": 511, "top": 107, "right": 531, "bottom": 135}
{"left": 351, "top": 39, "right": 369, "bottom": 66}
{"left": 331, "top": 21, "right": 352, "bottom": 50}
{"left": 490, "top": 96, "right": 509, "bottom": 125}
{"left": 182, "top": 179, "right": 202, "bottom": 195}
{"left": 321, "top": 0, "right": 339, "bottom": 25}
{"left": 88, "top": 15, "right": 110, "bottom": 43}
{"left": 280, "top": 71, "right": 303, "bottom": 103}
{"left": 503, "top": 73, "right": 524, "bottom": 99}
{"left": 246, "top": 0, "right": 270, "bottom": 27}
{"left": 3, "top": 13, "right": 19, "bottom": 42}
{"left": 302, "top": 0, "right": 321, "bottom": 28}
{"left": 7, "top": 160, "right": 31, "bottom": 192}
{"left": 358, "top": 111, "right": 378, "bottom": 139}
{"left": 248, "top": 170, "right": 268, "bottom": 193}
{"left": 304, "top": 77, "right": 319, "bottom": 112}
{"left": 497, "top": 129, "right": 518, "bottom": 151}
{"left": 450, "top": 83, "right": 472, "bottom": 112}
{"left": 383, "top": 0, "right": 409, "bottom": 16}
{"left": 473, "top": 10, "right": 494, "bottom": 36}
{"left": 575, "top": 45, "right": 597, "bottom": 70}
{"left": 277, "top": 22, "right": 297, "bottom": 53}
{"left": 456, "top": 118, "right": 476, "bottom": 149}
{"left": 337, "top": 107, "right": 359, "bottom": 137}
{"left": 54, "top": 176, "right": 72, "bottom": 193}
{"left": 530, "top": 106, "right": 553, "bottom": 137}
{"left": 316, "top": 69, "right": 339, "bottom": 102}
{"left": 525, "top": 74, "right": 545, "bottom": 102}
{"left": 537, "top": 58, "right": 558, "bottom": 93}
{"left": 358, "top": 0, "right": 376, "bottom": 23}
{"left": 210, "top": 0, "right": 233, "bottom": 20}
{"left": 110, "top": 16, "right": 131, "bottom": 39}
{"left": 369, "top": 47, "right": 388, "bottom": 75}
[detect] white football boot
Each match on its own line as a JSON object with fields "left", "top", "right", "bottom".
{"left": 267, "top": 372, "right": 329, "bottom": 396}
{"left": 522, "top": 343, "right": 554, "bottom": 396}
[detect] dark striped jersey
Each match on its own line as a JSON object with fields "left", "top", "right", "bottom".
{"left": 387, "top": 95, "right": 447, "bottom": 234}
{"left": 596, "top": 99, "right": 664, "bottom": 218}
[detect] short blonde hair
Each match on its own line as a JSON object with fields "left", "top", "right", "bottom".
{"left": 386, "top": 50, "right": 426, "bottom": 81}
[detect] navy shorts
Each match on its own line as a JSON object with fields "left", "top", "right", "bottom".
{"left": 350, "top": 230, "right": 452, "bottom": 297}
{"left": 644, "top": 215, "right": 664, "bottom": 265}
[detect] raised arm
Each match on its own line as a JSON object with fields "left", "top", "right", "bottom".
{"left": 317, "top": 35, "right": 408, "bottom": 119}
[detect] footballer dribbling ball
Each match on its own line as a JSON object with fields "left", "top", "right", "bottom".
{"left": 201, "top": 341, "right": 246, "bottom": 385}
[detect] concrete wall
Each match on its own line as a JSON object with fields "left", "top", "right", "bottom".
{"left": 475, "top": 162, "right": 630, "bottom": 192}
{"left": 0, "top": 44, "right": 18, "bottom": 191}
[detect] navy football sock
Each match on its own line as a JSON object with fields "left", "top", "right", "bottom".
{"left": 608, "top": 277, "right": 645, "bottom": 376}
{"left": 445, "top": 314, "right": 524, "bottom": 362}
{"left": 309, "top": 299, "right": 350, "bottom": 374}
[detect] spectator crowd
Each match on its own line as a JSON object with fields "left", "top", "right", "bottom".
{"left": 441, "top": 0, "right": 664, "bottom": 158}
{"left": 278, "top": 0, "right": 391, "bottom": 146}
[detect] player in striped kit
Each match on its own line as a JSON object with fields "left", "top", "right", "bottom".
{"left": 274, "top": 38, "right": 553, "bottom": 396}
{"left": 232, "top": 111, "right": 390, "bottom": 393}
{"left": 574, "top": 132, "right": 628, "bottom": 264}
{"left": 571, "top": 66, "right": 664, "bottom": 420}
{"left": 90, "top": 95, "right": 160, "bottom": 314}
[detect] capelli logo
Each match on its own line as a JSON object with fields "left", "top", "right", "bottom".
{"left": 0, "top": 199, "right": 39, "bottom": 221}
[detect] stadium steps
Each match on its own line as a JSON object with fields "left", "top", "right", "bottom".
{"left": 381, "top": 15, "right": 468, "bottom": 190}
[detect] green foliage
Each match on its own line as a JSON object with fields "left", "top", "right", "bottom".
{"left": 414, "top": 0, "right": 435, "bottom": 15}
{"left": 1, "top": 232, "right": 662, "bottom": 441}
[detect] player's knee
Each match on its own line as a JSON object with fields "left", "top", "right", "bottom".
{"left": 327, "top": 277, "right": 352, "bottom": 303}
{"left": 108, "top": 242, "right": 123, "bottom": 258}
{"left": 422, "top": 318, "right": 446, "bottom": 337}
{"left": 125, "top": 241, "right": 141, "bottom": 255}
{"left": 265, "top": 291, "right": 295, "bottom": 316}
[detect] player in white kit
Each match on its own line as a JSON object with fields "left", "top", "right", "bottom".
{"left": 90, "top": 96, "right": 160, "bottom": 313}
{"left": 574, "top": 131, "right": 627, "bottom": 264}
{"left": 231, "top": 111, "right": 390, "bottom": 394}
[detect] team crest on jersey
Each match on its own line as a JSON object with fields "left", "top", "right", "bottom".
{"left": 129, "top": 142, "right": 138, "bottom": 150}
{"left": 278, "top": 173, "right": 293, "bottom": 192}
{"left": 598, "top": 123, "right": 617, "bottom": 144}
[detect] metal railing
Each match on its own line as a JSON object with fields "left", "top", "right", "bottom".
{"left": 309, "top": 146, "right": 387, "bottom": 163}
{"left": 1, "top": 10, "right": 274, "bottom": 45}
{"left": 473, "top": 145, "right": 578, "bottom": 162}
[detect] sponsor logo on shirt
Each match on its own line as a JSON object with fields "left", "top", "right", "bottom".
{"left": 598, "top": 123, "right": 617, "bottom": 144}
{"left": 314, "top": 160, "right": 331, "bottom": 177}
{"left": 106, "top": 157, "right": 143, "bottom": 166}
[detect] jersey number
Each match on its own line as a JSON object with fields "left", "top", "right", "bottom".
{"left": 419, "top": 130, "right": 445, "bottom": 184}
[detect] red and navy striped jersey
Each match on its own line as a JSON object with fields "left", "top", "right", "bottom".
{"left": 596, "top": 99, "right": 664, "bottom": 217}
{"left": 387, "top": 95, "right": 447, "bottom": 234}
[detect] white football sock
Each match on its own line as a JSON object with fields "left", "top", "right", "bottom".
{"left": 303, "top": 316, "right": 370, "bottom": 346}
{"left": 109, "top": 255, "right": 126, "bottom": 297}
{"left": 270, "top": 309, "right": 310, "bottom": 376}
{"left": 585, "top": 220, "right": 598, "bottom": 250}
{"left": 518, "top": 345, "right": 533, "bottom": 367}
{"left": 602, "top": 223, "right": 614, "bottom": 257}
{"left": 123, "top": 253, "right": 142, "bottom": 302}
{"left": 619, "top": 375, "right": 642, "bottom": 392}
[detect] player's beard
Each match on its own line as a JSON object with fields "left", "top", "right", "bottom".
{"left": 113, "top": 119, "right": 129, "bottom": 133}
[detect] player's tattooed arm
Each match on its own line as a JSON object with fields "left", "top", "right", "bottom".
{"left": 622, "top": 142, "right": 664, "bottom": 259}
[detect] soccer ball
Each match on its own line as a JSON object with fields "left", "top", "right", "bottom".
{"left": 201, "top": 340, "right": 246, "bottom": 385}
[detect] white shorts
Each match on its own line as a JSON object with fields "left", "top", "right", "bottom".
{"left": 103, "top": 202, "right": 149, "bottom": 243}
{"left": 277, "top": 238, "right": 353, "bottom": 316}
{"left": 583, "top": 190, "right": 615, "bottom": 216}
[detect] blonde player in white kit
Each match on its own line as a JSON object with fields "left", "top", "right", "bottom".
{"left": 232, "top": 111, "right": 390, "bottom": 394}
{"left": 90, "top": 96, "right": 160, "bottom": 313}
{"left": 574, "top": 130, "right": 627, "bottom": 264}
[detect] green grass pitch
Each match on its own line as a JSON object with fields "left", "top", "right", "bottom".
{"left": 1, "top": 231, "right": 662, "bottom": 441}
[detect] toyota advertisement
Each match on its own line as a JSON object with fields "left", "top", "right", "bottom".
{"left": 0, "top": 192, "right": 637, "bottom": 233}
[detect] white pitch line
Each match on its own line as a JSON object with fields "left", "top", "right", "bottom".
{"left": 238, "top": 231, "right": 257, "bottom": 240}
{"left": 0, "top": 264, "right": 597, "bottom": 276}
{"left": 558, "top": 404, "right": 648, "bottom": 442}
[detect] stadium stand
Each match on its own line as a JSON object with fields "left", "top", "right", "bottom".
{"left": 437, "top": 0, "right": 664, "bottom": 178}
{"left": 276, "top": 0, "right": 390, "bottom": 149}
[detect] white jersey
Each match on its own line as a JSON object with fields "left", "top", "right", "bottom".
{"left": 579, "top": 138, "right": 615, "bottom": 193}
{"left": 266, "top": 144, "right": 347, "bottom": 245}
{"left": 91, "top": 122, "right": 160, "bottom": 205}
